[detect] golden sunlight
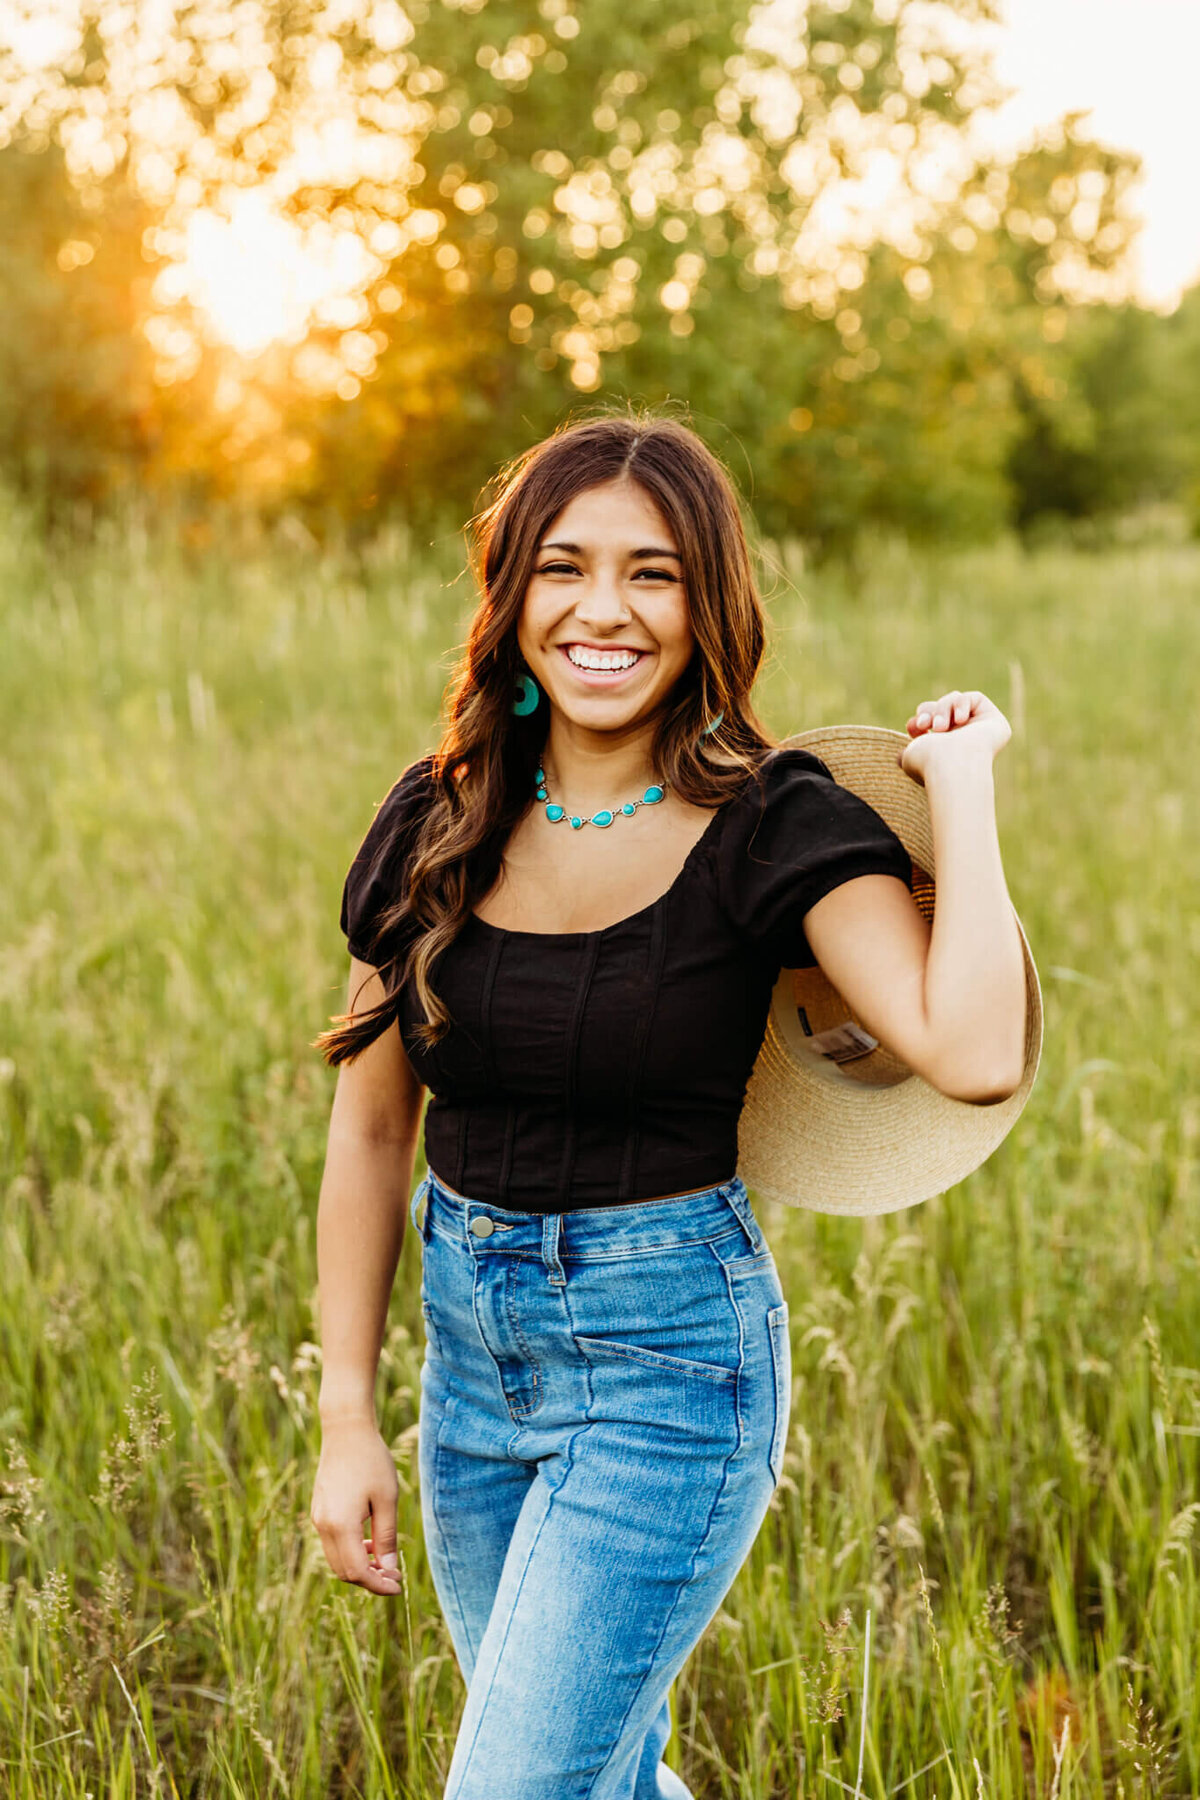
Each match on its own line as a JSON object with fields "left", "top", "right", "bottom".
{"left": 164, "top": 191, "right": 380, "bottom": 357}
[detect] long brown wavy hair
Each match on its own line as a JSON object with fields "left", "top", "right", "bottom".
{"left": 314, "top": 405, "right": 782, "bottom": 1065}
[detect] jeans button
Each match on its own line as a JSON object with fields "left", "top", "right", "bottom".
{"left": 470, "top": 1215, "right": 495, "bottom": 1238}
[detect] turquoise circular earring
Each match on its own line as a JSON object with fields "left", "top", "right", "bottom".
{"left": 512, "top": 673, "right": 541, "bottom": 716}
{"left": 699, "top": 710, "right": 725, "bottom": 739}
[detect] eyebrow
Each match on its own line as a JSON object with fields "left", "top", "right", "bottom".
{"left": 539, "top": 540, "right": 682, "bottom": 559}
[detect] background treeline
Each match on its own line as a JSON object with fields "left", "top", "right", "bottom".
{"left": 1, "top": 0, "right": 1198, "bottom": 553}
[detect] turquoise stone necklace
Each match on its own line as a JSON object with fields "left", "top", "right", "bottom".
{"left": 535, "top": 761, "right": 665, "bottom": 829}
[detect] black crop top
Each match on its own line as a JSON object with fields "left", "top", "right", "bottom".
{"left": 339, "top": 747, "right": 912, "bottom": 1212}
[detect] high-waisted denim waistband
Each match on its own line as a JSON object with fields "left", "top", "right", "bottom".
{"left": 410, "top": 1168, "right": 766, "bottom": 1285}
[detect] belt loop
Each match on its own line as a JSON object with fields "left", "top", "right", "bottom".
{"left": 722, "top": 1178, "right": 765, "bottom": 1258}
{"left": 411, "top": 1172, "right": 433, "bottom": 1242}
{"left": 542, "top": 1212, "right": 566, "bottom": 1287}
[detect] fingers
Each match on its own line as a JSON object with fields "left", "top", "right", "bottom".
{"left": 312, "top": 1507, "right": 403, "bottom": 1598}
{"left": 908, "top": 690, "right": 983, "bottom": 734}
{"left": 363, "top": 1543, "right": 402, "bottom": 1597}
{"left": 333, "top": 1521, "right": 403, "bottom": 1597}
{"left": 367, "top": 1497, "right": 401, "bottom": 1583}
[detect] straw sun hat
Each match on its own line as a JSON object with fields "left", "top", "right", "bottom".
{"left": 735, "top": 725, "right": 1043, "bottom": 1216}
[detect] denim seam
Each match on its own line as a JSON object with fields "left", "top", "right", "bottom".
{"left": 721, "top": 1183, "right": 765, "bottom": 1259}
{"left": 469, "top": 1257, "right": 514, "bottom": 1412}
{"left": 583, "top": 1308, "right": 746, "bottom": 1799}
{"left": 503, "top": 1262, "right": 543, "bottom": 1419}
{"left": 425, "top": 1226, "right": 748, "bottom": 1260}
{"left": 450, "top": 1481, "right": 555, "bottom": 1795}
{"left": 709, "top": 1250, "right": 750, "bottom": 1453}
{"left": 560, "top": 1233, "right": 741, "bottom": 1262}
{"left": 571, "top": 1333, "right": 736, "bottom": 1387}
{"left": 570, "top": 1178, "right": 742, "bottom": 1218}
{"left": 451, "top": 1421, "right": 590, "bottom": 1794}
{"left": 719, "top": 1247, "right": 773, "bottom": 1274}
{"left": 428, "top": 1391, "right": 480, "bottom": 1677}
{"left": 766, "top": 1303, "right": 790, "bottom": 1485}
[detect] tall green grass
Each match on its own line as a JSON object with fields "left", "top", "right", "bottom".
{"left": 1, "top": 492, "right": 1197, "bottom": 1796}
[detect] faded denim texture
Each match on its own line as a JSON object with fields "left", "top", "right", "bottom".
{"left": 408, "top": 1168, "right": 792, "bottom": 1800}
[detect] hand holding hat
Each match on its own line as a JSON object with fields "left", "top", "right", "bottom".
{"left": 898, "top": 687, "right": 1012, "bottom": 786}
{"left": 736, "top": 692, "right": 1043, "bottom": 1217}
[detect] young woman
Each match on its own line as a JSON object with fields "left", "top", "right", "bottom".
{"left": 310, "top": 411, "right": 1027, "bottom": 1799}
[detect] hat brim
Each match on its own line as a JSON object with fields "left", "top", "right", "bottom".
{"left": 736, "top": 725, "right": 1043, "bottom": 1216}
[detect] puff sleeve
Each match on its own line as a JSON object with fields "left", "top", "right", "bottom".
{"left": 715, "top": 747, "right": 912, "bottom": 968}
{"left": 339, "top": 754, "right": 436, "bottom": 963}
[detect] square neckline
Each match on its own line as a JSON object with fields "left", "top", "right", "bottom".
{"left": 468, "top": 791, "right": 735, "bottom": 942}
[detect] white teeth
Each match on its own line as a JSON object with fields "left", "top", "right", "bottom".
{"left": 566, "top": 646, "right": 642, "bottom": 671}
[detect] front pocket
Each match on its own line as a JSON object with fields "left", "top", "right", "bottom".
{"left": 566, "top": 1240, "right": 742, "bottom": 1383}
{"left": 572, "top": 1332, "right": 737, "bottom": 1386}
{"left": 766, "top": 1302, "right": 791, "bottom": 1483}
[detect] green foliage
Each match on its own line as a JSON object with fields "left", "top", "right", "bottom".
{"left": 0, "top": 2, "right": 1194, "bottom": 546}
{"left": 1152, "top": 287, "right": 1200, "bottom": 535}
{"left": 0, "top": 145, "right": 157, "bottom": 510}
{"left": 2, "top": 499, "right": 1199, "bottom": 1792}
{"left": 1007, "top": 304, "right": 1173, "bottom": 531}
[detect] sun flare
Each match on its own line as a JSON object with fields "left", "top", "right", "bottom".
{"left": 167, "top": 191, "right": 379, "bottom": 357}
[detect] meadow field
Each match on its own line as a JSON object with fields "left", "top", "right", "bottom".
{"left": 1, "top": 495, "right": 1197, "bottom": 1798}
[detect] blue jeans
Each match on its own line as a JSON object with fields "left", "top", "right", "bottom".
{"left": 407, "top": 1167, "right": 792, "bottom": 1800}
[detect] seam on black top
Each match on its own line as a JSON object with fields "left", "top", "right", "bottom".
{"left": 457, "top": 928, "right": 502, "bottom": 1192}
{"left": 617, "top": 905, "right": 668, "bottom": 1203}
{"left": 456, "top": 1104, "right": 469, "bottom": 1195}
{"left": 498, "top": 1102, "right": 516, "bottom": 1207}
{"left": 554, "top": 935, "right": 602, "bottom": 1205}
{"left": 477, "top": 929, "right": 505, "bottom": 1091}
{"left": 478, "top": 930, "right": 516, "bottom": 1203}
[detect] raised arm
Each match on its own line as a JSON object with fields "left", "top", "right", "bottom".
{"left": 800, "top": 689, "right": 1027, "bottom": 1105}
{"left": 310, "top": 956, "right": 425, "bottom": 1597}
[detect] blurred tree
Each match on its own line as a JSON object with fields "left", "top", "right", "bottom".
{"left": 0, "top": 144, "right": 157, "bottom": 511}
{"left": 1160, "top": 287, "right": 1200, "bottom": 533}
{"left": 1006, "top": 303, "right": 1179, "bottom": 532}
{"left": 981, "top": 117, "right": 1165, "bottom": 535}
{"left": 294, "top": 3, "right": 1148, "bottom": 545}
{"left": 250, "top": 0, "right": 1033, "bottom": 529}
{"left": 0, "top": 0, "right": 1189, "bottom": 547}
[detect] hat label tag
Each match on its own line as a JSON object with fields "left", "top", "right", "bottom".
{"left": 796, "top": 1011, "right": 879, "bottom": 1065}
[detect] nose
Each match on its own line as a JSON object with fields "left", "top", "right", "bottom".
{"left": 572, "top": 577, "right": 632, "bottom": 631}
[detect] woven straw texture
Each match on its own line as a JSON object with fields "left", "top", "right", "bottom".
{"left": 735, "top": 725, "right": 1043, "bottom": 1216}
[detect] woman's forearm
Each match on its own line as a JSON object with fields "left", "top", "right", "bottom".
{"left": 920, "top": 749, "right": 1027, "bottom": 1101}
{"left": 316, "top": 1128, "right": 419, "bottom": 1423}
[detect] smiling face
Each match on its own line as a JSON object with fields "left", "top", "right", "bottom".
{"left": 516, "top": 477, "right": 695, "bottom": 737}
